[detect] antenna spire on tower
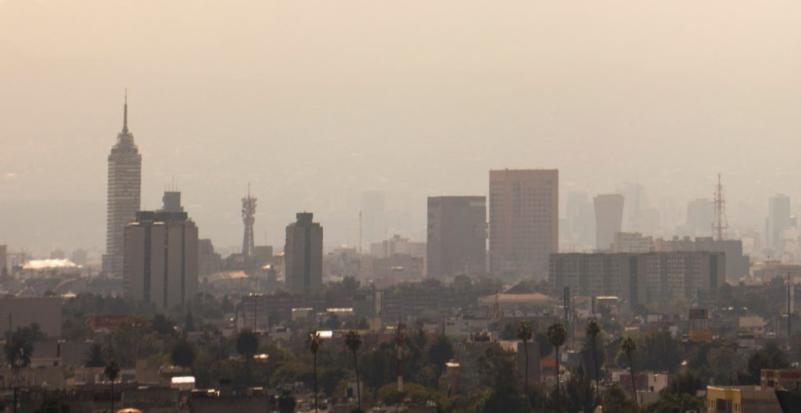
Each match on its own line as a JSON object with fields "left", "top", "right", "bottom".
{"left": 122, "top": 89, "right": 129, "bottom": 134}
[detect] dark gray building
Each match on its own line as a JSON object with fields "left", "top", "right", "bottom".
{"left": 550, "top": 251, "right": 724, "bottom": 311}
{"left": 285, "top": 212, "right": 323, "bottom": 295}
{"left": 426, "top": 196, "right": 486, "bottom": 278}
{"left": 123, "top": 192, "right": 198, "bottom": 310}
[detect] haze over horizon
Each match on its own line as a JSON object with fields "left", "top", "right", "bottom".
{"left": 2, "top": 0, "right": 800, "bottom": 256}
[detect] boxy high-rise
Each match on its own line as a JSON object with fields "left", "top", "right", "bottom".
{"left": 123, "top": 193, "right": 198, "bottom": 310}
{"left": 489, "top": 169, "right": 558, "bottom": 280}
{"left": 426, "top": 196, "right": 487, "bottom": 278}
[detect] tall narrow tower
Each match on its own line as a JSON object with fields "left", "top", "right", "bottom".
{"left": 103, "top": 92, "right": 142, "bottom": 277}
{"left": 241, "top": 185, "right": 257, "bottom": 257}
{"left": 713, "top": 173, "right": 728, "bottom": 241}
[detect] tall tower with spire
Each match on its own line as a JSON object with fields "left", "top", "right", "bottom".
{"left": 103, "top": 92, "right": 142, "bottom": 277}
{"left": 241, "top": 185, "right": 257, "bottom": 258}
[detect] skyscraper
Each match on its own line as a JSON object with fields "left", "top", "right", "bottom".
{"left": 685, "top": 198, "right": 714, "bottom": 237}
{"left": 594, "top": 194, "right": 624, "bottom": 251}
{"left": 768, "top": 194, "right": 792, "bottom": 251}
{"left": 103, "top": 94, "right": 142, "bottom": 278}
{"left": 361, "top": 191, "right": 387, "bottom": 249}
{"left": 285, "top": 212, "right": 323, "bottom": 295}
{"left": 123, "top": 192, "right": 198, "bottom": 309}
{"left": 489, "top": 169, "right": 558, "bottom": 280}
{"left": 242, "top": 186, "right": 257, "bottom": 258}
{"left": 426, "top": 196, "right": 487, "bottom": 278}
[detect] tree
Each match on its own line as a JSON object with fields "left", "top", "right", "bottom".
{"left": 85, "top": 342, "right": 105, "bottom": 368}
{"left": 105, "top": 360, "right": 120, "bottom": 413}
{"left": 428, "top": 334, "right": 454, "bottom": 376}
{"left": 184, "top": 310, "right": 196, "bottom": 332}
{"left": 307, "top": 331, "right": 322, "bottom": 413}
{"left": 547, "top": 323, "right": 567, "bottom": 405}
{"left": 5, "top": 327, "right": 36, "bottom": 368}
{"left": 277, "top": 389, "right": 297, "bottom": 413}
{"left": 517, "top": 321, "right": 533, "bottom": 394}
{"left": 476, "top": 345, "right": 528, "bottom": 413}
{"left": 171, "top": 338, "right": 196, "bottom": 369}
{"left": 745, "top": 341, "right": 789, "bottom": 384}
{"left": 344, "top": 330, "right": 363, "bottom": 411}
{"left": 621, "top": 337, "right": 638, "bottom": 409}
{"left": 6, "top": 327, "right": 33, "bottom": 413}
{"left": 236, "top": 329, "right": 259, "bottom": 360}
{"left": 586, "top": 320, "right": 601, "bottom": 382}
{"left": 601, "top": 384, "right": 638, "bottom": 413}
{"left": 564, "top": 368, "right": 595, "bottom": 413}
{"left": 151, "top": 314, "right": 175, "bottom": 336}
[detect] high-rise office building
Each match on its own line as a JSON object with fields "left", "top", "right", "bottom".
{"left": 685, "top": 198, "right": 714, "bottom": 236}
{"left": 426, "top": 196, "right": 487, "bottom": 278}
{"left": 0, "top": 245, "right": 6, "bottom": 276}
{"left": 768, "top": 194, "right": 792, "bottom": 250}
{"left": 489, "top": 169, "right": 558, "bottom": 280}
{"left": 285, "top": 212, "right": 323, "bottom": 295}
{"left": 565, "top": 192, "right": 594, "bottom": 249}
{"left": 361, "top": 191, "right": 387, "bottom": 248}
{"left": 594, "top": 194, "right": 624, "bottom": 251}
{"left": 103, "top": 95, "right": 142, "bottom": 278}
{"left": 123, "top": 192, "right": 198, "bottom": 310}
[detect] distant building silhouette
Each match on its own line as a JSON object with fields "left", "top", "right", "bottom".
{"left": 103, "top": 93, "right": 142, "bottom": 278}
{"left": 123, "top": 192, "right": 198, "bottom": 310}
{"left": 0, "top": 245, "right": 6, "bottom": 277}
{"left": 285, "top": 212, "right": 323, "bottom": 295}
{"left": 426, "top": 196, "right": 487, "bottom": 278}
{"left": 594, "top": 194, "right": 624, "bottom": 251}
{"left": 489, "top": 169, "right": 558, "bottom": 280}
{"left": 768, "top": 194, "right": 792, "bottom": 252}
{"left": 241, "top": 187, "right": 257, "bottom": 258}
{"left": 361, "top": 191, "right": 387, "bottom": 248}
{"left": 684, "top": 198, "right": 714, "bottom": 237}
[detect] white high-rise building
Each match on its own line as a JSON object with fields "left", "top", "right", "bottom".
{"left": 103, "top": 94, "right": 142, "bottom": 278}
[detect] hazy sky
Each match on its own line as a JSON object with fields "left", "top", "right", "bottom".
{"left": 1, "top": 0, "right": 800, "bottom": 257}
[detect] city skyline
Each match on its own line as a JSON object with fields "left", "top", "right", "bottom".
{"left": 3, "top": 1, "right": 801, "bottom": 257}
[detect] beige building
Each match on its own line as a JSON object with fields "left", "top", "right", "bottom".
{"left": 123, "top": 193, "right": 198, "bottom": 310}
{"left": 103, "top": 95, "right": 142, "bottom": 278}
{"left": 489, "top": 169, "right": 558, "bottom": 280}
{"left": 0, "top": 296, "right": 63, "bottom": 338}
{"left": 594, "top": 193, "right": 624, "bottom": 251}
{"left": 285, "top": 212, "right": 323, "bottom": 295}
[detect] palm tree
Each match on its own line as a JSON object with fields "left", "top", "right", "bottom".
{"left": 586, "top": 319, "right": 601, "bottom": 401}
{"left": 547, "top": 323, "right": 567, "bottom": 405}
{"left": 344, "top": 330, "right": 363, "bottom": 411}
{"left": 517, "top": 321, "right": 533, "bottom": 393}
{"left": 621, "top": 337, "right": 638, "bottom": 409}
{"left": 307, "top": 331, "right": 322, "bottom": 413}
{"left": 105, "top": 360, "right": 120, "bottom": 413}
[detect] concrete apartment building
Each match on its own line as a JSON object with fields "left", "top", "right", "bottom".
{"left": 103, "top": 96, "right": 142, "bottom": 278}
{"left": 0, "top": 296, "right": 63, "bottom": 338}
{"left": 123, "top": 193, "right": 198, "bottom": 310}
{"left": 550, "top": 251, "right": 725, "bottom": 310}
{"left": 594, "top": 194, "right": 624, "bottom": 251}
{"left": 653, "top": 236, "right": 750, "bottom": 279}
{"left": 285, "top": 212, "right": 323, "bottom": 295}
{"left": 426, "top": 196, "right": 487, "bottom": 278}
{"left": 489, "top": 169, "right": 558, "bottom": 280}
{"left": 0, "top": 244, "right": 6, "bottom": 276}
